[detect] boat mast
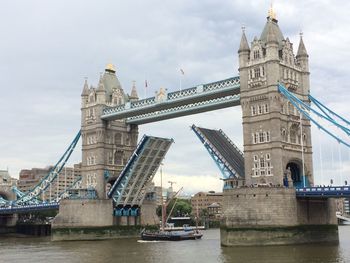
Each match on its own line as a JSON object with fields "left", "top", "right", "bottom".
{"left": 160, "top": 163, "right": 166, "bottom": 231}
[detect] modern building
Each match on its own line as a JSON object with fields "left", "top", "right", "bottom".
{"left": 17, "top": 164, "right": 81, "bottom": 201}
{"left": 191, "top": 191, "right": 223, "bottom": 215}
{"left": 0, "top": 169, "right": 17, "bottom": 186}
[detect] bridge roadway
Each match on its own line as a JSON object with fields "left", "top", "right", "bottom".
{"left": 192, "top": 125, "right": 244, "bottom": 179}
{"left": 101, "top": 76, "right": 240, "bottom": 124}
{"left": 0, "top": 203, "right": 59, "bottom": 214}
{"left": 296, "top": 186, "right": 350, "bottom": 198}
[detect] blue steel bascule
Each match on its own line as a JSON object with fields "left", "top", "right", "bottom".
{"left": 1, "top": 9, "right": 350, "bottom": 245}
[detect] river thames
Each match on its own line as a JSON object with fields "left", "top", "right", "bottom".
{"left": 0, "top": 226, "right": 349, "bottom": 263}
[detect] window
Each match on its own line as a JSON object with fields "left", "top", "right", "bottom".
{"left": 265, "top": 104, "right": 269, "bottom": 113}
{"left": 253, "top": 133, "right": 258, "bottom": 144}
{"left": 253, "top": 50, "right": 260, "bottom": 59}
{"left": 258, "top": 105, "right": 263, "bottom": 114}
{"left": 259, "top": 132, "right": 265, "bottom": 143}
{"left": 115, "top": 151, "right": 123, "bottom": 165}
{"left": 266, "top": 153, "right": 270, "bottom": 160}
{"left": 251, "top": 106, "right": 257, "bottom": 116}
{"left": 115, "top": 133, "right": 122, "bottom": 145}
{"left": 266, "top": 131, "right": 270, "bottom": 142}
{"left": 254, "top": 155, "right": 258, "bottom": 161}
{"left": 254, "top": 68, "right": 261, "bottom": 78}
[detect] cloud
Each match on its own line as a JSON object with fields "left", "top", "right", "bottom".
{"left": 0, "top": 1, "right": 350, "bottom": 194}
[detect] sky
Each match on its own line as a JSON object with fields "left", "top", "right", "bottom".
{"left": 1, "top": 0, "right": 350, "bottom": 194}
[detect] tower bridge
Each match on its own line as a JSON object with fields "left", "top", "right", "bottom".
{"left": 1, "top": 9, "right": 350, "bottom": 244}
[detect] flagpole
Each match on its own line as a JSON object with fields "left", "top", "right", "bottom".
{"left": 180, "top": 75, "right": 182, "bottom": 92}
{"left": 179, "top": 68, "right": 184, "bottom": 92}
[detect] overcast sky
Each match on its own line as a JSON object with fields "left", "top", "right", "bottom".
{"left": 1, "top": 0, "right": 350, "bottom": 194}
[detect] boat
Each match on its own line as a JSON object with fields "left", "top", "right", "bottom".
{"left": 141, "top": 228, "right": 203, "bottom": 241}
{"left": 140, "top": 165, "right": 203, "bottom": 241}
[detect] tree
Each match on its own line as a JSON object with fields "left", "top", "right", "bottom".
{"left": 156, "top": 198, "right": 192, "bottom": 217}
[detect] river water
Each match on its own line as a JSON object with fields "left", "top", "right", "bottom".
{"left": 0, "top": 226, "right": 349, "bottom": 263}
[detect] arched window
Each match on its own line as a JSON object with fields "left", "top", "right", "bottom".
{"left": 115, "top": 133, "right": 122, "bottom": 145}
{"left": 114, "top": 151, "right": 123, "bottom": 165}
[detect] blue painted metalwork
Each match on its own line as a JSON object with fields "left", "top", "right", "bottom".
{"left": 108, "top": 135, "right": 173, "bottom": 207}
{"left": 101, "top": 76, "right": 241, "bottom": 124}
{"left": 191, "top": 125, "right": 242, "bottom": 179}
{"left": 108, "top": 135, "right": 149, "bottom": 201}
{"left": 0, "top": 202, "right": 59, "bottom": 214}
{"left": 278, "top": 84, "right": 350, "bottom": 148}
{"left": 296, "top": 186, "right": 350, "bottom": 198}
{"left": 14, "top": 131, "right": 81, "bottom": 205}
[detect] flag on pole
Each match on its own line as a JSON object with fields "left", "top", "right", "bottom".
{"left": 145, "top": 79, "right": 148, "bottom": 88}
{"left": 180, "top": 68, "right": 185, "bottom": 75}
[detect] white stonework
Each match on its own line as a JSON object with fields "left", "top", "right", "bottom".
{"left": 238, "top": 16, "right": 313, "bottom": 187}
{"left": 80, "top": 65, "right": 139, "bottom": 198}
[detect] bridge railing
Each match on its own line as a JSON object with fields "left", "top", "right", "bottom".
{"left": 296, "top": 186, "right": 350, "bottom": 197}
{"left": 102, "top": 76, "right": 240, "bottom": 118}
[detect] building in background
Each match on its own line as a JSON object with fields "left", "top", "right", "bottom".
{"left": 191, "top": 191, "right": 223, "bottom": 216}
{"left": 0, "top": 169, "right": 17, "bottom": 186}
{"left": 17, "top": 164, "right": 81, "bottom": 201}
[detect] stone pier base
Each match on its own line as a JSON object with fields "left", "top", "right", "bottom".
{"left": 221, "top": 187, "right": 339, "bottom": 246}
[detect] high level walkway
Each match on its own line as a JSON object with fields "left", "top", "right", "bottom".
{"left": 101, "top": 77, "right": 240, "bottom": 124}
{"left": 192, "top": 125, "right": 244, "bottom": 179}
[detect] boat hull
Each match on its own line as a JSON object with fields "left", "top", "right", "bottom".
{"left": 141, "top": 230, "right": 202, "bottom": 241}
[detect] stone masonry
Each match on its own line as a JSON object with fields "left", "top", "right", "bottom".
{"left": 239, "top": 10, "right": 313, "bottom": 187}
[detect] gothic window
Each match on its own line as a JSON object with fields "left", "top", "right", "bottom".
{"left": 288, "top": 102, "right": 294, "bottom": 115}
{"left": 251, "top": 105, "right": 256, "bottom": 116}
{"left": 115, "top": 133, "right": 122, "bottom": 145}
{"left": 253, "top": 133, "right": 258, "bottom": 144}
{"left": 258, "top": 105, "right": 263, "bottom": 114}
{"left": 253, "top": 50, "right": 260, "bottom": 59}
{"left": 254, "top": 68, "right": 261, "bottom": 78}
{"left": 266, "top": 131, "right": 270, "bottom": 142}
{"left": 115, "top": 151, "right": 123, "bottom": 165}
{"left": 108, "top": 152, "right": 113, "bottom": 164}
{"left": 266, "top": 153, "right": 270, "bottom": 160}
{"left": 265, "top": 104, "right": 269, "bottom": 113}
{"left": 254, "top": 155, "right": 258, "bottom": 161}
{"left": 262, "top": 66, "right": 265, "bottom": 76}
{"left": 281, "top": 129, "right": 287, "bottom": 142}
{"left": 290, "top": 126, "right": 297, "bottom": 144}
{"left": 259, "top": 132, "right": 265, "bottom": 143}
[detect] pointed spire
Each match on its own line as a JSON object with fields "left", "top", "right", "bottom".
{"left": 130, "top": 81, "right": 139, "bottom": 100}
{"left": 266, "top": 19, "right": 278, "bottom": 44}
{"left": 238, "top": 26, "right": 250, "bottom": 53}
{"left": 81, "top": 78, "right": 89, "bottom": 96}
{"left": 97, "top": 73, "right": 105, "bottom": 91}
{"left": 297, "top": 32, "right": 308, "bottom": 57}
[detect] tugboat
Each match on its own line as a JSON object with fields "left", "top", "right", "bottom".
{"left": 140, "top": 165, "right": 203, "bottom": 241}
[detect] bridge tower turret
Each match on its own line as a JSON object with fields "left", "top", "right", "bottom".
{"left": 80, "top": 64, "right": 139, "bottom": 199}
{"left": 239, "top": 11, "right": 313, "bottom": 187}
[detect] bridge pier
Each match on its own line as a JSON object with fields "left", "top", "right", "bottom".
{"left": 221, "top": 187, "right": 338, "bottom": 246}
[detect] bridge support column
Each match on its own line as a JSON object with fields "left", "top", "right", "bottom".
{"left": 221, "top": 188, "right": 338, "bottom": 246}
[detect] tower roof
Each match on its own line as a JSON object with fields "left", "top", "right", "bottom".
{"left": 102, "top": 64, "right": 124, "bottom": 99}
{"left": 130, "top": 81, "right": 139, "bottom": 99}
{"left": 238, "top": 29, "right": 250, "bottom": 52}
{"left": 81, "top": 79, "right": 89, "bottom": 96}
{"left": 260, "top": 17, "right": 284, "bottom": 48}
{"left": 297, "top": 34, "right": 308, "bottom": 57}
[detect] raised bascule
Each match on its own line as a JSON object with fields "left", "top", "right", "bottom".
{"left": 1, "top": 8, "right": 350, "bottom": 245}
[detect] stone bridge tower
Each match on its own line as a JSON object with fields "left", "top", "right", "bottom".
{"left": 80, "top": 64, "right": 139, "bottom": 198}
{"left": 239, "top": 10, "right": 313, "bottom": 187}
